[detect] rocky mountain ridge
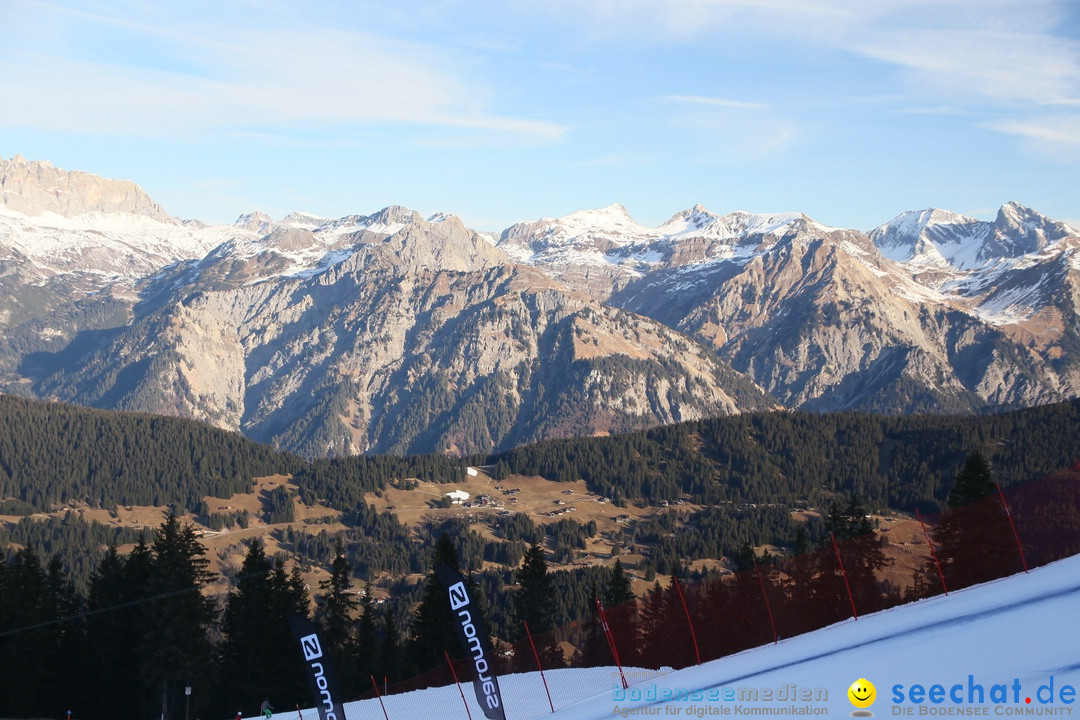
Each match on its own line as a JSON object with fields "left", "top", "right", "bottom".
{"left": 2, "top": 155, "right": 1078, "bottom": 455}
{"left": 496, "top": 199, "right": 1079, "bottom": 412}
{"left": 3, "top": 157, "right": 771, "bottom": 456}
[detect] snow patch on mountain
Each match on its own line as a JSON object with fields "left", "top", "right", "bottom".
{"left": 870, "top": 208, "right": 992, "bottom": 270}
{"left": 658, "top": 206, "right": 829, "bottom": 242}
{"left": 872, "top": 203, "right": 1079, "bottom": 274}
{"left": 279, "top": 212, "right": 328, "bottom": 231}
{"left": 0, "top": 204, "right": 239, "bottom": 279}
{"left": 976, "top": 277, "right": 1052, "bottom": 325}
{"left": 498, "top": 204, "right": 835, "bottom": 277}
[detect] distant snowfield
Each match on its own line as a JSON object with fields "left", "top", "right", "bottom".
{"left": 296, "top": 555, "right": 1080, "bottom": 720}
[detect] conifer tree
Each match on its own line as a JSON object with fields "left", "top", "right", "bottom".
{"left": 512, "top": 543, "right": 557, "bottom": 636}
{"left": 355, "top": 584, "right": 379, "bottom": 684}
{"left": 636, "top": 580, "right": 671, "bottom": 666}
{"left": 575, "top": 581, "right": 611, "bottom": 668}
{"left": 218, "top": 539, "right": 310, "bottom": 712}
{"left": 45, "top": 554, "right": 84, "bottom": 714}
{"left": 407, "top": 533, "right": 488, "bottom": 674}
{"left": 932, "top": 452, "right": 1017, "bottom": 589}
{"left": 141, "top": 515, "right": 217, "bottom": 720}
{"left": 823, "top": 495, "right": 889, "bottom": 614}
{"left": 605, "top": 558, "right": 635, "bottom": 607}
{"left": 317, "top": 544, "right": 359, "bottom": 691}
{"left": 85, "top": 546, "right": 146, "bottom": 720}
{"left": 511, "top": 542, "right": 562, "bottom": 669}
{"left": 380, "top": 609, "right": 402, "bottom": 684}
{"left": 947, "top": 452, "right": 996, "bottom": 507}
{"left": 0, "top": 547, "right": 53, "bottom": 716}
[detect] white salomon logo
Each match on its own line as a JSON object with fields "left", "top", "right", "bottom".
{"left": 300, "top": 633, "right": 323, "bottom": 661}
{"left": 448, "top": 581, "right": 470, "bottom": 611}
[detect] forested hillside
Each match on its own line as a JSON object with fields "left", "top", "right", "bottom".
{"left": 4, "top": 394, "right": 1078, "bottom": 520}
{"left": 2, "top": 393, "right": 1078, "bottom": 606}
{"left": 0, "top": 395, "right": 298, "bottom": 511}
{"left": 489, "top": 400, "right": 1080, "bottom": 510}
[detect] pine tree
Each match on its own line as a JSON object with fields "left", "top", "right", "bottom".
{"left": 601, "top": 559, "right": 638, "bottom": 672}
{"left": 218, "top": 539, "right": 310, "bottom": 712}
{"left": 407, "top": 533, "right": 489, "bottom": 675}
{"left": 0, "top": 547, "right": 55, "bottom": 716}
{"left": 140, "top": 515, "right": 217, "bottom": 720}
{"left": 380, "top": 609, "right": 402, "bottom": 684}
{"left": 45, "top": 554, "right": 84, "bottom": 715}
{"left": 605, "top": 558, "right": 635, "bottom": 606}
{"left": 932, "top": 452, "right": 1017, "bottom": 589}
{"left": 823, "top": 495, "right": 890, "bottom": 614}
{"left": 575, "top": 582, "right": 610, "bottom": 668}
{"left": 947, "top": 452, "right": 996, "bottom": 507}
{"left": 512, "top": 543, "right": 557, "bottom": 636}
{"left": 511, "top": 542, "right": 561, "bottom": 670}
{"left": 355, "top": 584, "right": 379, "bottom": 687}
{"left": 85, "top": 545, "right": 149, "bottom": 720}
{"left": 317, "top": 544, "right": 359, "bottom": 693}
{"left": 636, "top": 581, "right": 670, "bottom": 666}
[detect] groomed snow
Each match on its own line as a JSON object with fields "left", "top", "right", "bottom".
{"left": 280, "top": 554, "right": 1080, "bottom": 720}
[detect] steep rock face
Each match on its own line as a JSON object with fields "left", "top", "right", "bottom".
{"left": 0, "top": 157, "right": 246, "bottom": 282}
{"left": 616, "top": 230, "right": 961, "bottom": 410}
{"left": 34, "top": 215, "right": 771, "bottom": 456}
{"left": 1, "top": 155, "right": 172, "bottom": 221}
{"left": 869, "top": 202, "right": 1078, "bottom": 271}
{"left": 609, "top": 219, "right": 1080, "bottom": 412}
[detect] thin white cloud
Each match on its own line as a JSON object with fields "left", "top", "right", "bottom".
{"left": 515, "top": 0, "right": 850, "bottom": 41}
{"left": 667, "top": 108, "right": 799, "bottom": 161}
{"left": 0, "top": 4, "right": 566, "bottom": 144}
{"left": 662, "top": 95, "right": 769, "bottom": 111}
{"left": 574, "top": 151, "right": 655, "bottom": 167}
{"left": 896, "top": 106, "right": 966, "bottom": 115}
{"left": 520, "top": 0, "right": 1080, "bottom": 144}
{"left": 558, "top": 0, "right": 1079, "bottom": 110}
{"left": 984, "top": 115, "right": 1080, "bottom": 157}
{"left": 853, "top": 29, "right": 1080, "bottom": 106}
{"left": 657, "top": 92, "right": 794, "bottom": 160}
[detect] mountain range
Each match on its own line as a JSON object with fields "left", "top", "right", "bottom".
{"left": 2, "top": 154, "right": 1078, "bottom": 455}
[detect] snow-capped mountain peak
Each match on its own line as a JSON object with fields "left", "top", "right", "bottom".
{"left": 657, "top": 204, "right": 720, "bottom": 235}
{"left": 872, "top": 208, "right": 991, "bottom": 270}
{"left": 279, "top": 212, "right": 328, "bottom": 231}
{"left": 313, "top": 205, "right": 422, "bottom": 237}
{"left": 233, "top": 211, "right": 275, "bottom": 234}
{"left": 989, "top": 201, "right": 1079, "bottom": 258}
{"left": 871, "top": 203, "right": 1079, "bottom": 272}
{"left": 549, "top": 203, "right": 648, "bottom": 241}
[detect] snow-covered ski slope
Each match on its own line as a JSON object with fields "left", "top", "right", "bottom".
{"left": 317, "top": 553, "right": 1080, "bottom": 720}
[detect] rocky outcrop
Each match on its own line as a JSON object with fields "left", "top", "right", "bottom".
{"left": 1, "top": 155, "right": 172, "bottom": 221}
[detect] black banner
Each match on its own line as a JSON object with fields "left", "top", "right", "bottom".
{"left": 435, "top": 565, "right": 508, "bottom": 720}
{"left": 288, "top": 615, "right": 347, "bottom": 720}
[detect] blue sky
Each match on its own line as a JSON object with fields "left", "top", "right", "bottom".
{"left": 1, "top": 0, "right": 1078, "bottom": 231}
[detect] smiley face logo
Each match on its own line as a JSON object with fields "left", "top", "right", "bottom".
{"left": 848, "top": 678, "right": 876, "bottom": 709}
